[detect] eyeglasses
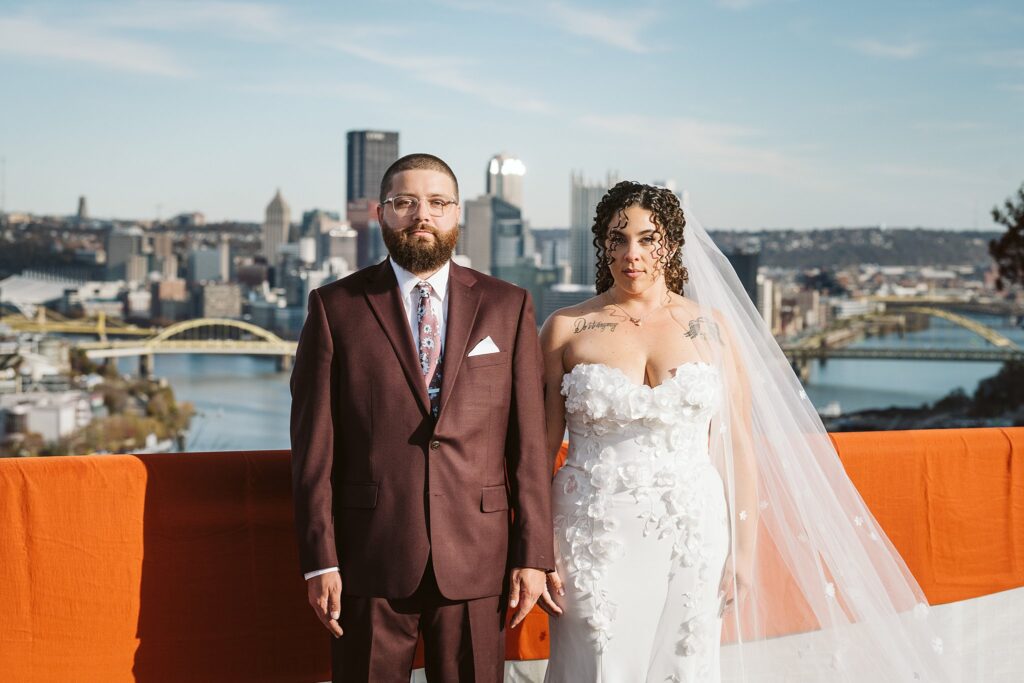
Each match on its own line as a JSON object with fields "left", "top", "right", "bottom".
{"left": 383, "top": 195, "right": 458, "bottom": 218}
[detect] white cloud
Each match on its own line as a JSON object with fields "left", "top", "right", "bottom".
{"left": 714, "top": 0, "right": 762, "bottom": 9}
{"left": 312, "top": 38, "right": 552, "bottom": 113}
{"left": 545, "top": 1, "right": 657, "bottom": 54}
{"left": 0, "top": 15, "right": 187, "bottom": 77}
{"left": 976, "top": 49, "right": 1024, "bottom": 69}
{"left": 98, "top": 0, "right": 287, "bottom": 38}
{"left": 912, "top": 121, "right": 983, "bottom": 133}
{"left": 579, "top": 114, "right": 817, "bottom": 181}
{"left": 848, "top": 38, "right": 925, "bottom": 60}
{"left": 233, "top": 80, "right": 395, "bottom": 104}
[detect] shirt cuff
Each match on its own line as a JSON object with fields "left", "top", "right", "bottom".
{"left": 304, "top": 567, "right": 339, "bottom": 581}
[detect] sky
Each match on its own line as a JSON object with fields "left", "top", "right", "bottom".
{"left": 0, "top": 0, "right": 1022, "bottom": 230}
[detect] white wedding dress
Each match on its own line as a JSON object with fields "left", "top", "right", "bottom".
{"left": 546, "top": 361, "right": 730, "bottom": 683}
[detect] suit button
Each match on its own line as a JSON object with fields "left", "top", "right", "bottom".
{"left": 430, "top": 440, "right": 440, "bottom": 450}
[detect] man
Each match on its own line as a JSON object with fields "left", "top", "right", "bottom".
{"left": 290, "top": 153, "right": 557, "bottom": 682}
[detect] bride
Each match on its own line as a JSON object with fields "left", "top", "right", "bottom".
{"left": 538, "top": 182, "right": 948, "bottom": 682}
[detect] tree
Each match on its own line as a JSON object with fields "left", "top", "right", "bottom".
{"left": 989, "top": 182, "right": 1024, "bottom": 291}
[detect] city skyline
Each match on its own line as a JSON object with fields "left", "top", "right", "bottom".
{"left": 1, "top": 1, "right": 1023, "bottom": 230}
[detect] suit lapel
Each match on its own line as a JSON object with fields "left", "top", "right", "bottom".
{"left": 437, "top": 262, "right": 481, "bottom": 420}
{"left": 364, "top": 260, "right": 430, "bottom": 415}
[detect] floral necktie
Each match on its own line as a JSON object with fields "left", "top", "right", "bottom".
{"left": 415, "top": 282, "right": 443, "bottom": 418}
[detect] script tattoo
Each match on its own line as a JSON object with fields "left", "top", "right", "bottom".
{"left": 573, "top": 318, "right": 619, "bottom": 334}
{"left": 683, "top": 317, "right": 723, "bottom": 344}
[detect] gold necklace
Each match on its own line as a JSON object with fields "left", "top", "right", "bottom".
{"left": 605, "top": 292, "right": 670, "bottom": 327}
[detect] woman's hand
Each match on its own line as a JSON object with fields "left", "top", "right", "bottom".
{"left": 717, "top": 557, "right": 751, "bottom": 617}
{"left": 538, "top": 570, "right": 565, "bottom": 617}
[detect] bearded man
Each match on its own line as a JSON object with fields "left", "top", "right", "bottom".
{"left": 290, "top": 153, "right": 556, "bottom": 682}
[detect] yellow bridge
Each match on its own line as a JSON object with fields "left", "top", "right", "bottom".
{"left": 76, "top": 318, "right": 297, "bottom": 373}
{"left": 1, "top": 308, "right": 157, "bottom": 340}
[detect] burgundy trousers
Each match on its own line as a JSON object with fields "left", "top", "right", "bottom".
{"left": 331, "top": 561, "right": 505, "bottom": 682}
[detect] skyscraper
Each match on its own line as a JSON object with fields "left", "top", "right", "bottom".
{"left": 486, "top": 153, "right": 525, "bottom": 209}
{"left": 570, "top": 171, "right": 618, "bottom": 286}
{"left": 462, "top": 195, "right": 523, "bottom": 276}
{"left": 261, "top": 189, "right": 291, "bottom": 268}
{"left": 346, "top": 130, "right": 399, "bottom": 205}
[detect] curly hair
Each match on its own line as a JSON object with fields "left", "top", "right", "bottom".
{"left": 591, "top": 181, "right": 688, "bottom": 295}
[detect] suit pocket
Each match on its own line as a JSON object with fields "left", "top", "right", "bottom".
{"left": 466, "top": 351, "right": 509, "bottom": 369}
{"left": 480, "top": 484, "right": 509, "bottom": 512}
{"left": 336, "top": 482, "right": 378, "bottom": 509}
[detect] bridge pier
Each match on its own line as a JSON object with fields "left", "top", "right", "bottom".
{"left": 139, "top": 354, "right": 154, "bottom": 378}
{"left": 792, "top": 358, "right": 812, "bottom": 383}
{"left": 277, "top": 355, "right": 293, "bottom": 372}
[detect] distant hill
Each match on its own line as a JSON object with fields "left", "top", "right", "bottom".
{"left": 707, "top": 227, "right": 1000, "bottom": 269}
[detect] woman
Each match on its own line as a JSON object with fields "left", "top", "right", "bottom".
{"left": 539, "top": 182, "right": 947, "bottom": 682}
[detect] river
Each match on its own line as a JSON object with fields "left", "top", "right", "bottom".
{"left": 123, "top": 313, "right": 1024, "bottom": 452}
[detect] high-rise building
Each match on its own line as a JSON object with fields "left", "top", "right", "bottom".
{"left": 486, "top": 153, "right": 525, "bottom": 209}
{"left": 725, "top": 249, "right": 760, "bottom": 307}
{"left": 218, "top": 233, "right": 231, "bottom": 282}
{"left": 461, "top": 195, "right": 523, "bottom": 277}
{"left": 570, "top": 171, "right": 617, "bottom": 286}
{"left": 348, "top": 199, "right": 385, "bottom": 268}
{"left": 105, "top": 226, "right": 144, "bottom": 281}
{"left": 195, "top": 282, "right": 242, "bottom": 318}
{"left": 346, "top": 130, "right": 399, "bottom": 205}
{"left": 261, "top": 189, "right": 291, "bottom": 268}
{"left": 76, "top": 196, "right": 88, "bottom": 225}
{"left": 187, "top": 248, "right": 223, "bottom": 283}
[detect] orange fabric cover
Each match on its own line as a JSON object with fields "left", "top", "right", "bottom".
{"left": 0, "top": 427, "right": 1021, "bottom": 681}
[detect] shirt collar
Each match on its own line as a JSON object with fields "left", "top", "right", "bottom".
{"left": 389, "top": 258, "right": 451, "bottom": 302}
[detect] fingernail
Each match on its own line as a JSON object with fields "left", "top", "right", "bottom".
{"left": 558, "top": 588, "right": 565, "bottom": 596}
{"left": 331, "top": 611, "right": 340, "bottom": 620}
{"left": 509, "top": 599, "right": 518, "bottom": 607}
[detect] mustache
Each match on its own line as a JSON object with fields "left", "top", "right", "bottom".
{"left": 402, "top": 222, "right": 439, "bottom": 237}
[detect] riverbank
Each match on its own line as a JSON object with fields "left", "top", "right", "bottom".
{"left": 824, "top": 361, "right": 1024, "bottom": 431}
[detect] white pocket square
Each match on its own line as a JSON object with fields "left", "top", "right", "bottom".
{"left": 468, "top": 336, "right": 500, "bottom": 357}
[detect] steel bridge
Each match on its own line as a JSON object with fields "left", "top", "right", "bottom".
{"left": 77, "top": 318, "right": 297, "bottom": 373}
{"left": 1, "top": 308, "right": 157, "bottom": 339}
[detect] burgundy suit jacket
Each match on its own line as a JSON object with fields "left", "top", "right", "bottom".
{"left": 290, "top": 259, "right": 554, "bottom": 600}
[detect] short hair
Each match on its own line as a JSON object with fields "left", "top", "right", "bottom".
{"left": 379, "top": 154, "right": 460, "bottom": 203}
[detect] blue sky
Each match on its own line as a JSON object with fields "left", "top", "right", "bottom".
{"left": 1, "top": 0, "right": 1022, "bottom": 229}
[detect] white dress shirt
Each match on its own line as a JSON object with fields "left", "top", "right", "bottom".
{"left": 304, "top": 259, "right": 452, "bottom": 581}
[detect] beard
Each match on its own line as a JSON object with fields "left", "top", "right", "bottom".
{"left": 381, "top": 217, "right": 460, "bottom": 274}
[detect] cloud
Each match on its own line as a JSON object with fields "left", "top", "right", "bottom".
{"left": 434, "top": 0, "right": 657, "bottom": 54}
{"left": 311, "top": 37, "right": 552, "bottom": 113}
{"left": 996, "top": 83, "right": 1024, "bottom": 93}
{"left": 911, "top": 121, "right": 983, "bottom": 133}
{"left": 98, "top": 0, "right": 287, "bottom": 38}
{"left": 233, "top": 80, "right": 395, "bottom": 104}
{"left": 545, "top": 2, "right": 657, "bottom": 54}
{"left": 0, "top": 15, "right": 187, "bottom": 77}
{"left": 714, "top": 0, "right": 763, "bottom": 9}
{"left": 848, "top": 38, "right": 925, "bottom": 60}
{"left": 976, "top": 49, "right": 1024, "bottom": 69}
{"left": 579, "top": 114, "right": 817, "bottom": 181}
{"left": 871, "top": 163, "right": 974, "bottom": 182}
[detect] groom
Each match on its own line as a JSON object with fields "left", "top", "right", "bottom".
{"left": 290, "top": 153, "right": 555, "bottom": 682}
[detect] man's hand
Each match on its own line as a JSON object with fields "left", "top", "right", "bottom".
{"left": 307, "top": 571, "right": 343, "bottom": 638}
{"left": 508, "top": 567, "right": 549, "bottom": 629}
